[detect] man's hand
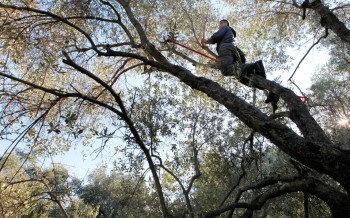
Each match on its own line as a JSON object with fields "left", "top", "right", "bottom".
{"left": 201, "top": 38, "right": 207, "bottom": 48}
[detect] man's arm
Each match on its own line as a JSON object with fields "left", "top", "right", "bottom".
{"left": 206, "top": 26, "right": 227, "bottom": 44}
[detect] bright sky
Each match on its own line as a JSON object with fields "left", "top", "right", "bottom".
{"left": 278, "top": 46, "right": 330, "bottom": 92}
{"left": 51, "top": 141, "right": 117, "bottom": 179}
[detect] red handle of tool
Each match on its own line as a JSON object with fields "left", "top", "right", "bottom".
{"left": 298, "top": 96, "right": 308, "bottom": 104}
{"left": 168, "top": 39, "right": 219, "bottom": 63}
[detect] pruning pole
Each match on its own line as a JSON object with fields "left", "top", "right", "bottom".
{"left": 168, "top": 39, "right": 218, "bottom": 63}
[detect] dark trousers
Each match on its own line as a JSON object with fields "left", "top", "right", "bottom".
{"left": 217, "top": 43, "right": 241, "bottom": 77}
{"left": 217, "top": 43, "right": 265, "bottom": 90}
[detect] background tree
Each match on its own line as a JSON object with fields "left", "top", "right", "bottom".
{"left": 0, "top": 154, "right": 33, "bottom": 217}
{"left": 76, "top": 166, "right": 154, "bottom": 217}
{"left": 310, "top": 35, "right": 350, "bottom": 145}
{"left": 0, "top": 152, "right": 95, "bottom": 218}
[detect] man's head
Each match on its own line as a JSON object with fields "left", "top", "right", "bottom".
{"left": 219, "top": 19, "right": 230, "bottom": 27}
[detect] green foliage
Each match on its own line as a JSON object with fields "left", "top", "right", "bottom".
{"left": 76, "top": 166, "right": 156, "bottom": 217}
{"left": 0, "top": 154, "right": 32, "bottom": 217}
{"left": 310, "top": 37, "right": 350, "bottom": 145}
{"left": 0, "top": 0, "right": 349, "bottom": 217}
{"left": 0, "top": 152, "right": 96, "bottom": 218}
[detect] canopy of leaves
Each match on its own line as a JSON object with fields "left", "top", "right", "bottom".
{"left": 0, "top": 0, "right": 349, "bottom": 217}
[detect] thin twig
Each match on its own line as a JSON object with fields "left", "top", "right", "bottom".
{"left": 331, "top": 4, "right": 350, "bottom": 11}
{"left": 288, "top": 29, "right": 328, "bottom": 81}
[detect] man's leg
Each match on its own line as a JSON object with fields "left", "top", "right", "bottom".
{"left": 218, "top": 44, "right": 241, "bottom": 78}
{"left": 219, "top": 56, "right": 241, "bottom": 77}
{"left": 236, "top": 47, "right": 246, "bottom": 64}
{"left": 218, "top": 44, "right": 278, "bottom": 110}
{"left": 240, "top": 61, "right": 266, "bottom": 79}
{"left": 255, "top": 60, "right": 266, "bottom": 78}
{"left": 240, "top": 61, "right": 280, "bottom": 109}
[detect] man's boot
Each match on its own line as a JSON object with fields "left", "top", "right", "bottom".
{"left": 265, "top": 91, "right": 280, "bottom": 113}
{"left": 240, "top": 60, "right": 266, "bottom": 79}
{"left": 265, "top": 92, "right": 278, "bottom": 103}
{"left": 255, "top": 60, "right": 266, "bottom": 78}
{"left": 239, "top": 63, "right": 256, "bottom": 86}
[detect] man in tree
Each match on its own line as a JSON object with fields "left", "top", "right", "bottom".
{"left": 201, "top": 19, "right": 278, "bottom": 107}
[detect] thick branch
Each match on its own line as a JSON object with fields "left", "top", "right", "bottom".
{"left": 250, "top": 75, "right": 329, "bottom": 143}
{"left": 298, "top": 0, "right": 350, "bottom": 43}
{"left": 205, "top": 176, "right": 350, "bottom": 218}
{"left": 74, "top": 42, "right": 131, "bottom": 52}
{"left": 116, "top": 0, "right": 169, "bottom": 64}
{"left": 156, "top": 63, "right": 350, "bottom": 194}
{"left": 170, "top": 49, "right": 201, "bottom": 65}
{"left": 62, "top": 51, "right": 123, "bottom": 108}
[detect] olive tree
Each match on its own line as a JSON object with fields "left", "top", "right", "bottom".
{"left": 0, "top": 0, "right": 349, "bottom": 217}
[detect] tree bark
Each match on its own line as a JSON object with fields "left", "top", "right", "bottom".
{"left": 116, "top": 0, "right": 350, "bottom": 202}
{"left": 304, "top": 192, "right": 309, "bottom": 218}
{"left": 153, "top": 63, "right": 350, "bottom": 195}
{"left": 308, "top": 0, "right": 350, "bottom": 43}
